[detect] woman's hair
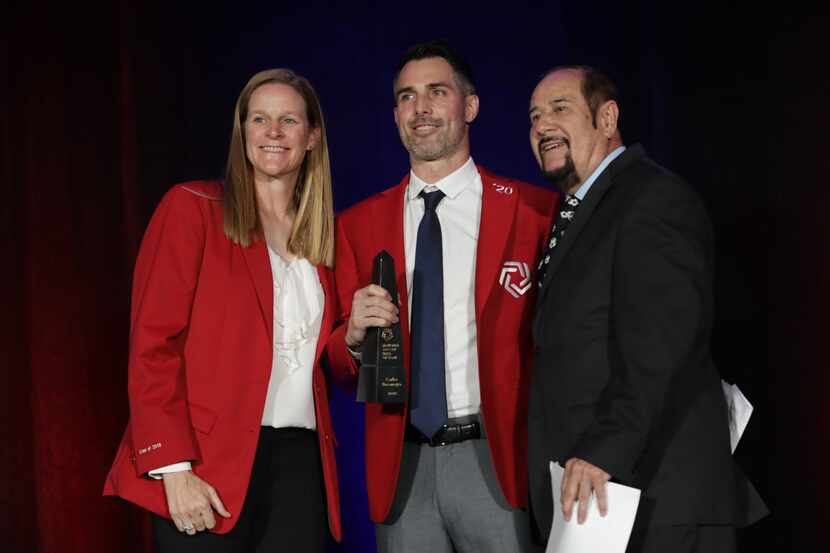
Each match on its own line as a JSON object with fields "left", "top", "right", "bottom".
{"left": 223, "top": 68, "right": 334, "bottom": 267}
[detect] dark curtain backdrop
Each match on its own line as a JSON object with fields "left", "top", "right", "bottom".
{"left": 1, "top": 2, "right": 820, "bottom": 552}
{"left": 2, "top": 2, "right": 150, "bottom": 552}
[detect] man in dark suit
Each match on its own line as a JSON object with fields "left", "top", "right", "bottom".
{"left": 526, "top": 66, "right": 766, "bottom": 552}
{"left": 327, "top": 41, "right": 553, "bottom": 552}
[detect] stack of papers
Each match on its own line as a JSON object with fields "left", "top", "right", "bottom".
{"left": 721, "top": 380, "right": 753, "bottom": 453}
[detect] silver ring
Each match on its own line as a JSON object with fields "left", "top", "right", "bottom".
{"left": 183, "top": 525, "right": 194, "bottom": 531}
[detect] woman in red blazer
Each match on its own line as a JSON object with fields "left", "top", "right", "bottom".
{"left": 104, "top": 69, "right": 342, "bottom": 552}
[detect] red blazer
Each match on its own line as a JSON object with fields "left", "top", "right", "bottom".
{"left": 327, "top": 166, "right": 555, "bottom": 523}
{"left": 103, "top": 182, "right": 342, "bottom": 541}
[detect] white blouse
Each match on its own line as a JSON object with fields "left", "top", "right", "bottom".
{"left": 260, "top": 248, "right": 324, "bottom": 430}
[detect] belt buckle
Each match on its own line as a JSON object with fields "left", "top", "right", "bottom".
{"left": 425, "top": 420, "right": 480, "bottom": 446}
{"left": 430, "top": 423, "right": 463, "bottom": 447}
{"left": 429, "top": 424, "right": 450, "bottom": 447}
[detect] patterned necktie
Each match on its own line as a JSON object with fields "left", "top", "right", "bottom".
{"left": 537, "top": 194, "right": 580, "bottom": 288}
{"left": 410, "top": 189, "right": 448, "bottom": 438}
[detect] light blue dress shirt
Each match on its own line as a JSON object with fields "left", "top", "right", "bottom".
{"left": 573, "top": 146, "right": 626, "bottom": 200}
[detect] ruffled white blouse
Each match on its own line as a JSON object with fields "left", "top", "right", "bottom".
{"left": 260, "top": 247, "right": 323, "bottom": 430}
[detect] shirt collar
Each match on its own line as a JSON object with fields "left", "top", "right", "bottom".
{"left": 407, "top": 157, "right": 477, "bottom": 201}
{"left": 573, "top": 146, "right": 626, "bottom": 200}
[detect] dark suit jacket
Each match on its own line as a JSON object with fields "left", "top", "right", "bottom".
{"left": 327, "top": 166, "right": 555, "bottom": 523}
{"left": 528, "top": 146, "right": 766, "bottom": 539}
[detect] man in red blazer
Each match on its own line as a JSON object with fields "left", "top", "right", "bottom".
{"left": 327, "top": 41, "right": 554, "bottom": 552}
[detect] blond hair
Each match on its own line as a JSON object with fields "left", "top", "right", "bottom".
{"left": 223, "top": 68, "right": 334, "bottom": 267}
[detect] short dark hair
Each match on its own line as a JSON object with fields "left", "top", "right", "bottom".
{"left": 543, "top": 65, "right": 619, "bottom": 127}
{"left": 393, "top": 39, "right": 476, "bottom": 102}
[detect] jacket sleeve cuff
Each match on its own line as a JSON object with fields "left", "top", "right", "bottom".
{"left": 325, "top": 323, "right": 360, "bottom": 389}
{"left": 147, "top": 461, "right": 193, "bottom": 479}
{"left": 569, "top": 431, "right": 641, "bottom": 483}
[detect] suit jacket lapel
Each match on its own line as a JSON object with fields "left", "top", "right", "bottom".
{"left": 536, "top": 145, "right": 645, "bottom": 308}
{"left": 315, "top": 265, "right": 334, "bottom": 363}
{"left": 475, "top": 167, "right": 518, "bottom": 312}
{"left": 241, "top": 239, "right": 273, "bottom": 340}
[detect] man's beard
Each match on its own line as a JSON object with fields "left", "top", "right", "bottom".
{"left": 542, "top": 153, "right": 579, "bottom": 192}
{"left": 406, "top": 134, "right": 455, "bottom": 161}
{"left": 400, "top": 120, "right": 463, "bottom": 162}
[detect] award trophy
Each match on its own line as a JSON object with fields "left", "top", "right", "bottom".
{"left": 357, "top": 250, "right": 406, "bottom": 404}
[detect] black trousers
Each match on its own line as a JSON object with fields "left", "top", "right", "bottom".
{"left": 627, "top": 524, "right": 736, "bottom": 553}
{"left": 152, "top": 427, "right": 327, "bottom": 553}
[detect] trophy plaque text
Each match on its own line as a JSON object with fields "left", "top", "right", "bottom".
{"left": 357, "top": 250, "right": 406, "bottom": 404}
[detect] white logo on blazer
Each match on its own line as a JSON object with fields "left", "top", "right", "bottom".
{"left": 499, "top": 261, "right": 532, "bottom": 298}
{"left": 491, "top": 182, "right": 514, "bottom": 195}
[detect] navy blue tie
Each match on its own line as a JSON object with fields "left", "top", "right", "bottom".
{"left": 410, "top": 189, "right": 448, "bottom": 438}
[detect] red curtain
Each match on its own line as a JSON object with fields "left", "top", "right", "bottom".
{"left": 2, "top": 2, "right": 150, "bottom": 552}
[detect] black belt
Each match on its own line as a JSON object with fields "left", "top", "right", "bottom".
{"left": 405, "top": 419, "right": 482, "bottom": 447}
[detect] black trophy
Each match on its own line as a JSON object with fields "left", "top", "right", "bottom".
{"left": 357, "top": 250, "right": 406, "bottom": 404}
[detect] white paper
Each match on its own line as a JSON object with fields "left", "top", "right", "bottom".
{"left": 546, "top": 462, "right": 641, "bottom": 553}
{"left": 721, "top": 380, "right": 753, "bottom": 453}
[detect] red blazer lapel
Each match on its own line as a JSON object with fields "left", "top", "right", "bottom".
{"left": 315, "top": 265, "right": 335, "bottom": 362}
{"left": 374, "top": 177, "right": 411, "bottom": 346}
{"left": 240, "top": 239, "right": 273, "bottom": 340}
{"left": 475, "top": 167, "right": 519, "bottom": 313}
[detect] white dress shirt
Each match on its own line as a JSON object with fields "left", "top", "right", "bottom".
{"left": 149, "top": 249, "right": 322, "bottom": 477}
{"left": 405, "top": 157, "right": 482, "bottom": 419}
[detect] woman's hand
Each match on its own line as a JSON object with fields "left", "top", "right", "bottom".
{"left": 162, "top": 471, "right": 231, "bottom": 535}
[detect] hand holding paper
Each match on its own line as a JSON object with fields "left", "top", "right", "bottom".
{"left": 561, "top": 457, "right": 611, "bottom": 524}
{"left": 546, "top": 462, "right": 641, "bottom": 553}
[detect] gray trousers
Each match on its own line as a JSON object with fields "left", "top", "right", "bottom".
{"left": 375, "top": 428, "right": 540, "bottom": 553}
